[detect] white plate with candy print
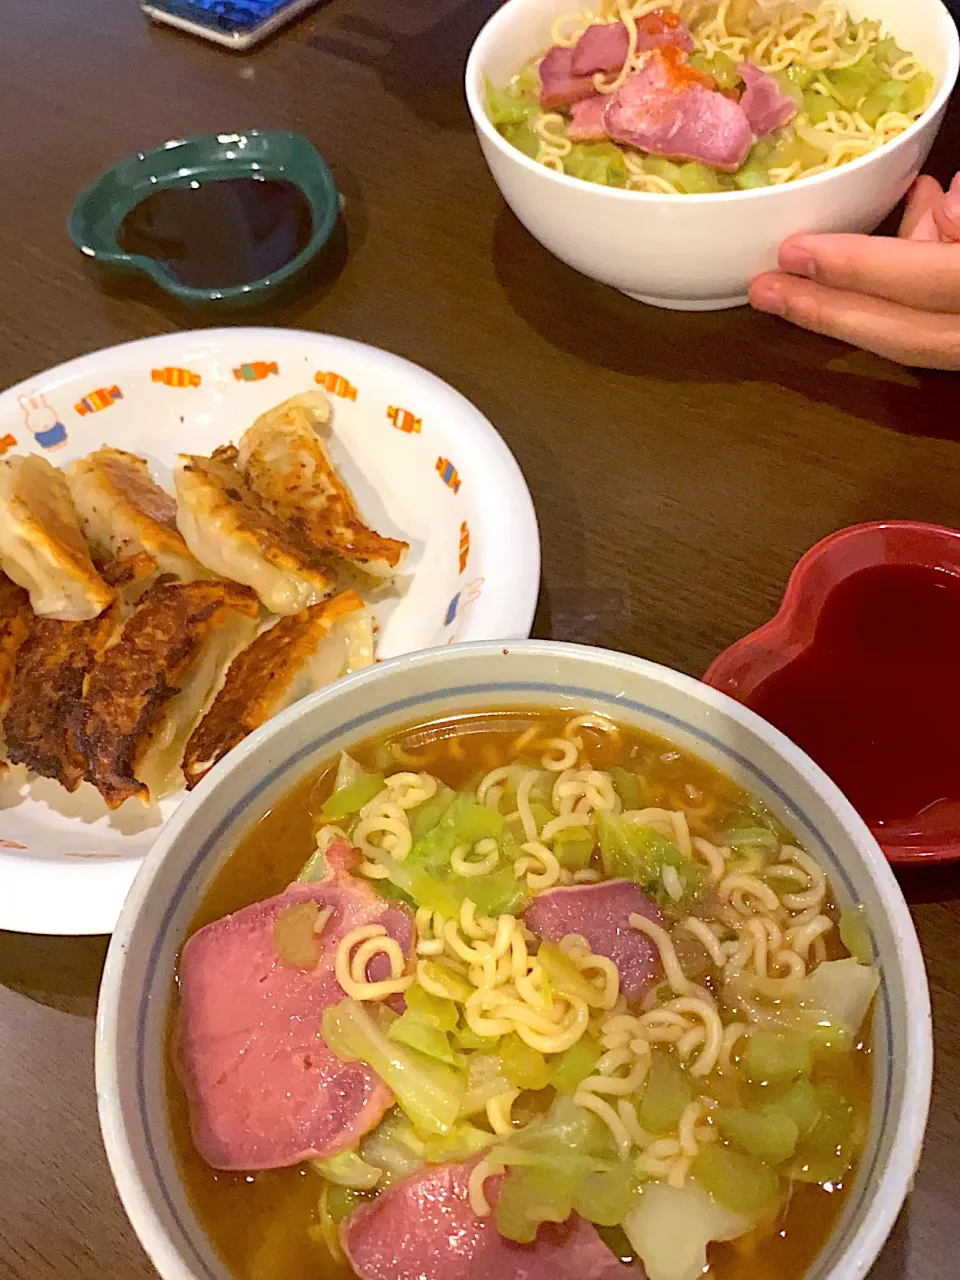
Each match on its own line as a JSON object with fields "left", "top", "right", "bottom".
{"left": 0, "top": 328, "right": 539, "bottom": 936}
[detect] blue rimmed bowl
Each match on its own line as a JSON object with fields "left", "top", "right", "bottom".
{"left": 95, "top": 640, "right": 931, "bottom": 1280}
{"left": 67, "top": 131, "right": 339, "bottom": 308}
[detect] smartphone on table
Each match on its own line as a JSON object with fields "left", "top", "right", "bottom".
{"left": 141, "top": 0, "right": 320, "bottom": 50}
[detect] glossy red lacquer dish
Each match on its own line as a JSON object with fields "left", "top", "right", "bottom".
{"left": 704, "top": 521, "right": 960, "bottom": 865}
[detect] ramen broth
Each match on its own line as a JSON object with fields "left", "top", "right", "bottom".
{"left": 168, "top": 710, "right": 873, "bottom": 1280}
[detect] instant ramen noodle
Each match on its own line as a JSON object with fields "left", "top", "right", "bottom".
{"left": 169, "top": 710, "right": 878, "bottom": 1280}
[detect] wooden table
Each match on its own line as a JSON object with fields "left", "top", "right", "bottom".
{"left": 2, "top": 1, "right": 960, "bottom": 1276}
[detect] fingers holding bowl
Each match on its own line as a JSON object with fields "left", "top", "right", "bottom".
{"left": 749, "top": 272, "right": 960, "bottom": 370}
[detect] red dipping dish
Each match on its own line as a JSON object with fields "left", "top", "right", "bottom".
{"left": 704, "top": 521, "right": 960, "bottom": 865}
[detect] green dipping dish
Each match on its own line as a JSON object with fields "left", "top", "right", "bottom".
{"left": 68, "top": 130, "right": 339, "bottom": 307}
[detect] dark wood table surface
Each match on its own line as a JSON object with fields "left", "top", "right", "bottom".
{"left": 2, "top": 0, "right": 960, "bottom": 1276}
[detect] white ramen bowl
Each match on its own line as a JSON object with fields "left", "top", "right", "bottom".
{"left": 96, "top": 640, "right": 932, "bottom": 1280}
{"left": 465, "top": 0, "right": 960, "bottom": 310}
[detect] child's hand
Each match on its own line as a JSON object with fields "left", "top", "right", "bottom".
{"left": 748, "top": 174, "right": 960, "bottom": 369}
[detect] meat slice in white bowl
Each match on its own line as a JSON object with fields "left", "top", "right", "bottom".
{"left": 523, "top": 879, "right": 662, "bottom": 1002}
{"left": 738, "top": 62, "right": 798, "bottom": 137}
{"left": 174, "top": 840, "right": 413, "bottom": 1170}
{"left": 605, "top": 51, "right": 754, "bottom": 172}
{"left": 341, "top": 1161, "right": 633, "bottom": 1280}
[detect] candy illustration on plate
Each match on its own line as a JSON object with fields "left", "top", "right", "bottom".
{"left": 315, "top": 371, "right": 358, "bottom": 401}
{"left": 444, "top": 577, "right": 484, "bottom": 637}
{"left": 152, "top": 367, "right": 202, "bottom": 388}
{"left": 75, "top": 385, "right": 123, "bottom": 416}
{"left": 233, "top": 362, "right": 278, "bottom": 382}
{"left": 458, "top": 521, "right": 470, "bottom": 573}
{"left": 436, "top": 457, "right": 461, "bottom": 493}
{"left": 18, "top": 392, "right": 68, "bottom": 451}
{"left": 0, "top": 434, "right": 17, "bottom": 456}
{"left": 387, "top": 405, "right": 421, "bottom": 433}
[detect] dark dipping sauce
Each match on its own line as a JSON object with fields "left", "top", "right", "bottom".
{"left": 750, "top": 563, "right": 960, "bottom": 847}
{"left": 117, "top": 176, "right": 314, "bottom": 289}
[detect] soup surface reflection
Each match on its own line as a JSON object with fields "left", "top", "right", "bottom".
{"left": 169, "top": 710, "right": 873, "bottom": 1280}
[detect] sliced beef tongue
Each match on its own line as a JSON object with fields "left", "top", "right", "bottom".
{"left": 175, "top": 840, "right": 413, "bottom": 1171}
{"left": 738, "top": 61, "right": 798, "bottom": 136}
{"left": 605, "top": 50, "right": 755, "bottom": 172}
{"left": 523, "top": 878, "right": 663, "bottom": 1002}
{"left": 538, "top": 45, "right": 600, "bottom": 108}
{"left": 342, "top": 1161, "right": 634, "bottom": 1280}
{"left": 571, "top": 10, "right": 694, "bottom": 77}
{"left": 568, "top": 94, "right": 612, "bottom": 142}
{"left": 570, "top": 22, "right": 631, "bottom": 77}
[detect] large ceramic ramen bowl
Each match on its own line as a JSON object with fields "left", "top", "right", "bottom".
{"left": 465, "top": 0, "right": 959, "bottom": 310}
{"left": 96, "top": 641, "right": 931, "bottom": 1280}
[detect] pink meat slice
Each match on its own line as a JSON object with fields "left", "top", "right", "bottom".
{"left": 571, "top": 22, "right": 630, "bottom": 76}
{"left": 571, "top": 11, "right": 694, "bottom": 77}
{"left": 523, "top": 879, "right": 662, "bottom": 1001}
{"left": 606, "top": 51, "right": 754, "bottom": 172}
{"left": 568, "top": 94, "right": 611, "bottom": 142}
{"left": 538, "top": 45, "right": 598, "bottom": 109}
{"left": 342, "top": 1161, "right": 633, "bottom": 1280}
{"left": 175, "top": 840, "right": 413, "bottom": 1171}
{"left": 738, "top": 62, "right": 798, "bottom": 136}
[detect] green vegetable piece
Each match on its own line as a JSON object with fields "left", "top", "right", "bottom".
{"left": 496, "top": 1165, "right": 575, "bottom": 1243}
{"left": 500, "top": 1032, "right": 551, "bottom": 1090}
{"left": 549, "top": 1035, "right": 603, "bottom": 1094}
{"left": 639, "top": 1054, "right": 693, "bottom": 1134}
{"left": 323, "top": 998, "right": 464, "bottom": 1134}
{"left": 485, "top": 75, "right": 538, "bottom": 125}
{"left": 538, "top": 940, "right": 599, "bottom": 1005}
{"left": 691, "top": 1143, "right": 780, "bottom": 1217}
{"left": 560, "top": 142, "right": 629, "bottom": 188}
{"left": 784, "top": 61, "right": 815, "bottom": 90}
{"left": 789, "top": 1150, "right": 851, "bottom": 1184}
{"left": 405, "top": 983, "right": 459, "bottom": 1032}
{"left": 767, "top": 135, "right": 830, "bottom": 171}
{"left": 499, "top": 119, "right": 540, "bottom": 160}
{"left": 903, "top": 71, "right": 934, "bottom": 115}
{"left": 596, "top": 812, "right": 703, "bottom": 902}
{"left": 416, "top": 960, "right": 474, "bottom": 1003}
{"left": 688, "top": 49, "right": 740, "bottom": 90}
{"left": 410, "top": 788, "right": 455, "bottom": 841}
{"left": 716, "top": 1107, "right": 799, "bottom": 1165}
{"left": 610, "top": 766, "right": 643, "bottom": 811}
{"left": 453, "top": 1021, "right": 493, "bottom": 1051}
{"left": 460, "top": 1052, "right": 513, "bottom": 1117}
{"left": 860, "top": 79, "right": 909, "bottom": 125}
{"left": 721, "top": 827, "right": 779, "bottom": 851}
{"left": 641, "top": 155, "right": 684, "bottom": 184}
{"left": 466, "top": 865, "right": 530, "bottom": 917}
{"left": 742, "top": 1031, "right": 812, "bottom": 1084}
{"left": 553, "top": 825, "right": 594, "bottom": 871}
{"left": 735, "top": 166, "right": 772, "bottom": 190}
{"left": 824, "top": 66, "right": 875, "bottom": 110}
{"left": 801, "top": 1081, "right": 855, "bottom": 1154}
{"left": 387, "top": 1011, "right": 462, "bottom": 1067}
{"left": 764, "top": 1078, "right": 822, "bottom": 1138}
{"left": 420, "top": 1123, "right": 493, "bottom": 1163}
{"left": 839, "top": 904, "right": 874, "bottom": 965}
{"left": 573, "top": 1164, "right": 639, "bottom": 1226}
{"left": 320, "top": 772, "right": 384, "bottom": 821}
{"left": 874, "top": 36, "right": 908, "bottom": 69}
{"left": 310, "top": 1150, "right": 382, "bottom": 1189}
{"left": 802, "top": 90, "right": 840, "bottom": 124}
{"left": 323, "top": 1184, "right": 372, "bottom": 1223}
